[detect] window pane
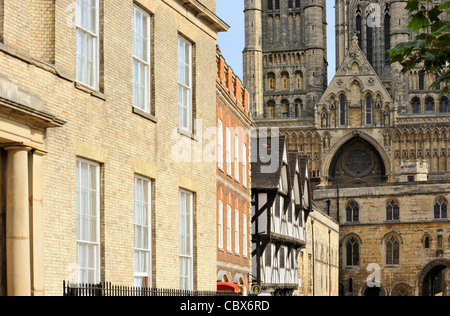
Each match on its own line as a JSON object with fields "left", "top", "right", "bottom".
{"left": 178, "top": 37, "right": 192, "bottom": 131}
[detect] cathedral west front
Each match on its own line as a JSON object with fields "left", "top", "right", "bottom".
{"left": 244, "top": 0, "right": 450, "bottom": 296}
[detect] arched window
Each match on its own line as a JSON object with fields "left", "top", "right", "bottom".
{"left": 440, "top": 97, "right": 448, "bottom": 113}
{"left": 217, "top": 119, "right": 223, "bottom": 169}
{"left": 295, "top": 71, "right": 304, "bottom": 90}
{"left": 340, "top": 95, "right": 346, "bottom": 126}
{"left": 384, "top": 6, "right": 391, "bottom": 65}
{"left": 386, "top": 236, "right": 400, "bottom": 265}
{"left": 268, "top": 0, "right": 273, "bottom": 11}
{"left": 419, "top": 72, "right": 425, "bottom": 90}
{"left": 356, "top": 7, "right": 362, "bottom": 48}
{"left": 266, "top": 100, "right": 276, "bottom": 118}
{"left": 294, "top": 99, "right": 302, "bottom": 118}
{"left": 366, "top": 95, "right": 372, "bottom": 125}
{"left": 411, "top": 97, "right": 420, "bottom": 114}
{"left": 434, "top": 197, "right": 448, "bottom": 219}
{"left": 346, "top": 237, "right": 359, "bottom": 266}
{"left": 366, "top": 10, "right": 374, "bottom": 65}
{"left": 281, "top": 100, "right": 289, "bottom": 118}
{"left": 386, "top": 200, "right": 400, "bottom": 221}
{"left": 346, "top": 201, "right": 359, "bottom": 222}
{"left": 281, "top": 72, "right": 289, "bottom": 90}
{"left": 275, "top": 0, "right": 280, "bottom": 10}
{"left": 425, "top": 97, "right": 435, "bottom": 114}
{"left": 424, "top": 236, "right": 430, "bottom": 249}
{"left": 267, "top": 72, "right": 276, "bottom": 90}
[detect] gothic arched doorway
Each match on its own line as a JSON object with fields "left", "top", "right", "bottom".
{"left": 359, "top": 282, "right": 387, "bottom": 296}
{"left": 418, "top": 259, "right": 450, "bottom": 296}
{"left": 364, "top": 287, "right": 381, "bottom": 296}
{"left": 328, "top": 137, "right": 386, "bottom": 185}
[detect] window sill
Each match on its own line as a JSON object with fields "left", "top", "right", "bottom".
{"left": 344, "top": 266, "right": 360, "bottom": 270}
{"left": 385, "top": 264, "right": 400, "bottom": 269}
{"left": 178, "top": 127, "right": 198, "bottom": 141}
{"left": 432, "top": 218, "right": 449, "bottom": 222}
{"left": 74, "top": 82, "right": 106, "bottom": 101}
{"left": 133, "top": 107, "right": 158, "bottom": 123}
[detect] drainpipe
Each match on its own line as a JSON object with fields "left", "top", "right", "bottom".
{"left": 311, "top": 219, "right": 315, "bottom": 296}
{"left": 329, "top": 229, "right": 331, "bottom": 297}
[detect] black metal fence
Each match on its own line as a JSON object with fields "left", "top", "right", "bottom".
{"left": 63, "top": 281, "right": 242, "bottom": 297}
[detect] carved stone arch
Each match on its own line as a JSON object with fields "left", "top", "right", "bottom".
{"left": 381, "top": 230, "right": 404, "bottom": 245}
{"left": 217, "top": 270, "right": 232, "bottom": 282}
{"left": 346, "top": 76, "right": 365, "bottom": 92}
{"left": 363, "top": 90, "right": 374, "bottom": 99}
{"left": 337, "top": 90, "right": 347, "bottom": 99}
{"left": 417, "top": 127, "right": 426, "bottom": 139}
{"left": 401, "top": 129, "right": 409, "bottom": 143}
{"left": 313, "top": 131, "right": 321, "bottom": 140}
{"left": 409, "top": 94, "right": 422, "bottom": 103}
{"left": 417, "top": 259, "right": 450, "bottom": 296}
{"left": 390, "top": 283, "right": 414, "bottom": 296}
{"left": 359, "top": 281, "right": 388, "bottom": 297}
{"left": 392, "top": 128, "right": 402, "bottom": 143}
{"left": 341, "top": 232, "right": 363, "bottom": 246}
{"left": 322, "top": 131, "right": 392, "bottom": 179}
{"left": 350, "top": 61, "right": 360, "bottom": 75}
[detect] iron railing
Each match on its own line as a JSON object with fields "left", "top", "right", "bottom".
{"left": 63, "top": 281, "right": 242, "bottom": 297}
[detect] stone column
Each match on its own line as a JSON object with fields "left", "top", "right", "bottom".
{"left": 5, "top": 145, "right": 31, "bottom": 296}
{"left": 29, "top": 150, "right": 45, "bottom": 296}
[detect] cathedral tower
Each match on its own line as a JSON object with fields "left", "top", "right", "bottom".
{"left": 335, "top": 0, "right": 448, "bottom": 114}
{"left": 243, "top": 0, "right": 264, "bottom": 118}
{"left": 243, "top": 0, "right": 328, "bottom": 120}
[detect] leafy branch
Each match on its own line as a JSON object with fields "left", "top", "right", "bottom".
{"left": 389, "top": 0, "right": 450, "bottom": 95}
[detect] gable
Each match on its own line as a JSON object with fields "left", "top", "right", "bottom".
{"left": 318, "top": 36, "right": 393, "bottom": 106}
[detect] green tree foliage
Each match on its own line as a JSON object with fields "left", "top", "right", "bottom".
{"left": 389, "top": 0, "right": 450, "bottom": 94}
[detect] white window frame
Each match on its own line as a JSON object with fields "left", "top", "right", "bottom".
{"left": 179, "top": 190, "right": 194, "bottom": 291}
{"left": 242, "top": 143, "right": 247, "bottom": 187}
{"left": 178, "top": 36, "right": 193, "bottom": 132}
{"left": 134, "top": 175, "right": 152, "bottom": 288}
{"left": 234, "top": 134, "right": 239, "bottom": 181}
{"left": 133, "top": 5, "right": 151, "bottom": 113}
{"left": 76, "top": 158, "right": 100, "bottom": 284}
{"left": 217, "top": 119, "right": 224, "bottom": 170}
{"left": 226, "top": 127, "right": 232, "bottom": 176}
{"left": 235, "top": 209, "right": 240, "bottom": 255}
{"left": 243, "top": 213, "right": 248, "bottom": 257}
{"left": 227, "top": 205, "right": 232, "bottom": 252}
{"left": 76, "top": 0, "right": 99, "bottom": 90}
{"left": 218, "top": 200, "right": 224, "bottom": 249}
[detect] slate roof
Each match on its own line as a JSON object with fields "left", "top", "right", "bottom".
{"left": 250, "top": 135, "right": 286, "bottom": 190}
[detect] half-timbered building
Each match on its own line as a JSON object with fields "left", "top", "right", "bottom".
{"left": 251, "top": 135, "right": 312, "bottom": 295}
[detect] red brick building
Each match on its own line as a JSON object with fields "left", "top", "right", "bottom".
{"left": 216, "top": 47, "right": 253, "bottom": 295}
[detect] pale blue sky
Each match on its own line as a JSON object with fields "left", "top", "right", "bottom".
{"left": 216, "top": 0, "right": 336, "bottom": 84}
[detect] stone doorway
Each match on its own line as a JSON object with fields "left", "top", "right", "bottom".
{"left": 364, "top": 286, "right": 381, "bottom": 296}
{"left": 418, "top": 259, "right": 450, "bottom": 296}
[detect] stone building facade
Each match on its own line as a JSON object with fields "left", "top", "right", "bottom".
{"left": 216, "top": 47, "right": 253, "bottom": 294}
{"left": 0, "top": 0, "right": 227, "bottom": 296}
{"left": 244, "top": 0, "right": 450, "bottom": 296}
{"left": 295, "top": 205, "right": 339, "bottom": 296}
